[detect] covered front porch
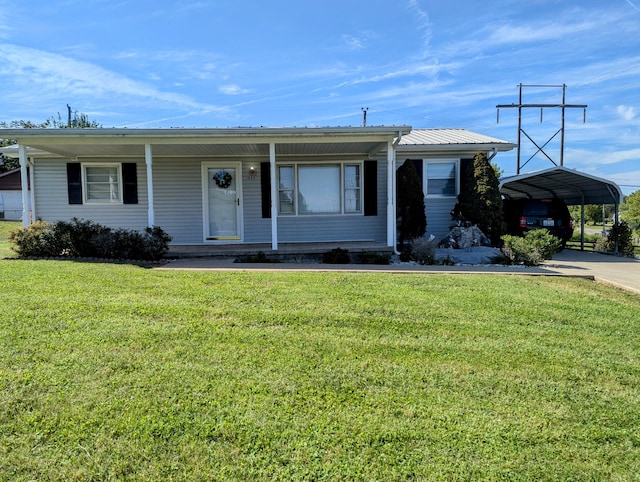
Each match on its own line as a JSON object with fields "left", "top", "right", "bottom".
{"left": 3, "top": 126, "right": 411, "bottom": 252}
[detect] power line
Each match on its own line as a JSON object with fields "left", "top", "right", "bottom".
{"left": 496, "top": 84, "right": 587, "bottom": 174}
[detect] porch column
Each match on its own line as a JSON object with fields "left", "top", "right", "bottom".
{"left": 386, "top": 140, "right": 396, "bottom": 248}
{"left": 145, "top": 144, "right": 155, "bottom": 227}
{"left": 270, "top": 142, "right": 278, "bottom": 250}
{"left": 19, "top": 145, "right": 29, "bottom": 227}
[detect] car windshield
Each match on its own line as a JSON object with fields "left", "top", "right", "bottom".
{"left": 522, "top": 201, "right": 551, "bottom": 216}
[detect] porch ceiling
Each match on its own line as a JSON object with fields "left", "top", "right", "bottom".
{"left": 0, "top": 126, "right": 410, "bottom": 160}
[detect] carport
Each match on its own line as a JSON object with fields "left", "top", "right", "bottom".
{"left": 499, "top": 166, "right": 625, "bottom": 251}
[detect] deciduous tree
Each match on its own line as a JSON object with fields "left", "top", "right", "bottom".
{"left": 0, "top": 111, "right": 101, "bottom": 172}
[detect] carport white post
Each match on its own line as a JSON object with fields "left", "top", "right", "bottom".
{"left": 19, "top": 144, "right": 29, "bottom": 227}
{"left": 145, "top": 144, "right": 155, "bottom": 227}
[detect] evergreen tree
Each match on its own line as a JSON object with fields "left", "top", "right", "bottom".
{"left": 452, "top": 152, "right": 504, "bottom": 245}
{"left": 396, "top": 160, "right": 426, "bottom": 249}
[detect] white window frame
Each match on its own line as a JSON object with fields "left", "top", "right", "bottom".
{"left": 424, "top": 159, "right": 459, "bottom": 198}
{"left": 83, "top": 163, "right": 123, "bottom": 204}
{"left": 277, "top": 162, "right": 363, "bottom": 216}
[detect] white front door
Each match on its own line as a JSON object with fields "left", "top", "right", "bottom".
{"left": 203, "top": 163, "right": 243, "bottom": 241}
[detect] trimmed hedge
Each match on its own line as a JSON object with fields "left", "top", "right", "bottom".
{"left": 9, "top": 218, "right": 171, "bottom": 261}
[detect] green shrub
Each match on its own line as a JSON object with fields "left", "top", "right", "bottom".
{"left": 600, "top": 221, "right": 635, "bottom": 257}
{"left": 356, "top": 252, "right": 391, "bottom": 265}
{"left": 238, "top": 251, "right": 280, "bottom": 263}
{"left": 570, "top": 232, "right": 600, "bottom": 244}
{"left": 8, "top": 218, "right": 171, "bottom": 261}
{"left": 501, "top": 229, "right": 562, "bottom": 266}
{"left": 409, "top": 236, "right": 438, "bottom": 265}
{"left": 52, "top": 218, "right": 111, "bottom": 257}
{"left": 8, "top": 220, "right": 55, "bottom": 257}
{"left": 322, "top": 248, "right": 351, "bottom": 264}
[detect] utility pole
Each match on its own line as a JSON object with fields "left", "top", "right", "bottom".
{"left": 67, "top": 104, "right": 72, "bottom": 128}
{"left": 496, "top": 84, "right": 587, "bottom": 174}
{"left": 361, "top": 107, "right": 368, "bottom": 127}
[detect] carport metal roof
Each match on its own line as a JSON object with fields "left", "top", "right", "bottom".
{"left": 499, "top": 166, "right": 624, "bottom": 205}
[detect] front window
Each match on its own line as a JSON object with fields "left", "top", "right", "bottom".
{"left": 84, "top": 164, "right": 121, "bottom": 202}
{"left": 426, "top": 161, "right": 457, "bottom": 197}
{"left": 278, "top": 163, "right": 362, "bottom": 215}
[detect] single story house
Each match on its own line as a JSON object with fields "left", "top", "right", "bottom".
{"left": 0, "top": 126, "right": 514, "bottom": 254}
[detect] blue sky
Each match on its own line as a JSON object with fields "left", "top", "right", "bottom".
{"left": 1, "top": 0, "right": 639, "bottom": 194}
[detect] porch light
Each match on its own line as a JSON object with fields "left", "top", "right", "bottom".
{"left": 248, "top": 166, "right": 256, "bottom": 180}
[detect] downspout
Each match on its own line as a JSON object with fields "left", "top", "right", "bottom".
{"left": 18, "top": 145, "right": 29, "bottom": 227}
{"left": 28, "top": 158, "right": 35, "bottom": 222}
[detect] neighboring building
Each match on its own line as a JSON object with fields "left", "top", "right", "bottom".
{"left": 0, "top": 126, "right": 514, "bottom": 252}
{"left": 0, "top": 168, "right": 27, "bottom": 220}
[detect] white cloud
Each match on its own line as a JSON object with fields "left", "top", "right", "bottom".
{"left": 617, "top": 105, "right": 638, "bottom": 121}
{"left": 625, "top": 0, "right": 640, "bottom": 12}
{"left": 407, "top": 0, "right": 432, "bottom": 52}
{"left": 0, "top": 43, "right": 220, "bottom": 112}
{"left": 218, "top": 84, "right": 252, "bottom": 95}
{"left": 342, "top": 34, "right": 365, "bottom": 50}
{"left": 487, "top": 19, "right": 596, "bottom": 45}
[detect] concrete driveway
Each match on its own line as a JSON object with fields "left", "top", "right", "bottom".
{"left": 159, "top": 249, "right": 640, "bottom": 295}
{"left": 540, "top": 249, "right": 640, "bottom": 294}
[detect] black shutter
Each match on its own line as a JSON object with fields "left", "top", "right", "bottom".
{"left": 122, "top": 163, "right": 138, "bottom": 204}
{"left": 67, "top": 163, "right": 82, "bottom": 204}
{"left": 260, "top": 162, "right": 271, "bottom": 218}
{"left": 363, "top": 160, "right": 377, "bottom": 216}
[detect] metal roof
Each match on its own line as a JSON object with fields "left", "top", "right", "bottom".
{"left": 397, "top": 128, "right": 515, "bottom": 152}
{"left": 500, "top": 166, "right": 624, "bottom": 205}
{"left": 0, "top": 127, "right": 516, "bottom": 159}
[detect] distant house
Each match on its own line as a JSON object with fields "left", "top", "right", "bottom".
{"left": 0, "top": 168, "right": 28, "bottom": 220}
{"left": 0, "top": 126, "right": 514, "bottom": 253}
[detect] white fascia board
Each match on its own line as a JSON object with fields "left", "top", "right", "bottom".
{"left": 396, "top": 143, "right": 516, "bottom": 154}
{"left": 0, "top": 126, "right": 412, "bottom": 145}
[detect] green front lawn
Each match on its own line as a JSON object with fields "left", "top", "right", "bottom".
{"left": 1, "top": 260, "right": 639, "bottom": 480}
{"left": 0, "top": 220, "right": 20, "bottom": 259}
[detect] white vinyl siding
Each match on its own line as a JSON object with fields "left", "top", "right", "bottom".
{"left": 33, "top": 158, "right": 147, "bottom": 229}
{"left": 276, "top": 161, "right": 386, "bottom": 243}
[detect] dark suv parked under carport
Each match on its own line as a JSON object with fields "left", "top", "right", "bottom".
{"left": 503, "top": 198, "right": 574, "bottom": 245}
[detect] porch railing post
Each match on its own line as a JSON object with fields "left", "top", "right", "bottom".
{"left": 19, "top": 145, "right": 30, "bottom": 227}
{"left": 145, "top": 144, "right": 155, "bottom": 227}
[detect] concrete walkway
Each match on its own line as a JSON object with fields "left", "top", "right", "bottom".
{"left": 157, "top": 249, "right": 640, "bottom": 295}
